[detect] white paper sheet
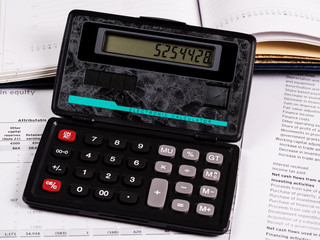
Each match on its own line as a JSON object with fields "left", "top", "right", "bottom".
{"left": 230, "top": 73, "right": 320, "bottom": 240}
{"left": 0, "top": 0, "right": 201, "bottom": 83}
{"left": 199, "top": 0, "right": 320, "bottom": 45}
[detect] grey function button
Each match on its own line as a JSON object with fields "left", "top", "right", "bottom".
{"left": 206, "top": 152, "right": 223, "bottom": 165}
{"left": 154, "top": 161, "right": 172, "bottom": 174}
{"left": 175, "top": 182, "right": 193, "bottom": 195}
{"left": 182, "top": 148, "right": 200, "bottom": 161}
{"left": 147, "top": 178, "right": 168, "bottom": 208}
{"left": 196, "top": 203, "right": 215, "bottom": 217}
{"left": 203, "top": 169, "right": 221, "bottom": 182}
{"left": 178, "top": 165, "right": 197, "bottom": 178}
{"left": 199, "top": 185, "right": 218, "bottom": 199}
{"left": 171, "top": 199, "right": 190, "bottom": 213}
{"left": 158, "top": 145, "right": 176, "bottom": 158}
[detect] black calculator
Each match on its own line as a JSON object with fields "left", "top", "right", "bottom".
{"left": 23, "top": 10, "right": 256, "bottom": 235}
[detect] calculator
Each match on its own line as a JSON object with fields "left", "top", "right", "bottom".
{"left": 23, "top": 10, "right": 256, "bottom": 235}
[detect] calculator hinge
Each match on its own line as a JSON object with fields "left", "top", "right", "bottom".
{"left": 194, "top": 133, "right": 218, "bottom": 142}
{"left": 139, "top": 16, "right": 186, "bottom": 26}
{"left": 72, "top": 114, "right": 95, "bottom": 123}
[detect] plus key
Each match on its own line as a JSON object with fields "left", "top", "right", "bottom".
{"left": 147, "top": 178, "right": 168, "bottom": 209}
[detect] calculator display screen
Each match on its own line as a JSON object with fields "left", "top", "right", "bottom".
{"left": 102, "top": 34, "right": 214, "bottom": 68}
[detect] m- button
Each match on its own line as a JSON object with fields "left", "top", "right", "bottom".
{"left": 199, "top": 185, "right": 218, "bottom": 199}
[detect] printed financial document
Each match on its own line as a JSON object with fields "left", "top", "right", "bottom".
{"left": 0, "top": 89, "right": 231, "bottom": 239}
{"left": 231, "top": 73, "right": 320, "bottom": 240}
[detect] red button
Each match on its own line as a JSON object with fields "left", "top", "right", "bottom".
{"left": 42, "top": 179, "right": 61, "bottom": 192}
{"left": 58, "top": 129, "right": 76, "bottom": 142}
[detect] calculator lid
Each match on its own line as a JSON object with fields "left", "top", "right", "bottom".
{"left": 52, "top": 10, "right": 256, "bottom": 142}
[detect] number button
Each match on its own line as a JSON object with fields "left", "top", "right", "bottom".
{"left": 70, "top": 184, "right": 89, "bottom": 197}
{"left": 94, "top": 187, "right": 113, "bottom": 200}
{"left": 108, "top": 137, "right": 126, "bottom": 149}
{"left": 85, "top": 134, "right": 103, "bottom": 146}
{"left": 104, "top": 154, "right": 122, "bottom": 166}
{"left": 99, "top": 170, "right": 118, "bottom": 183}
{"left": 74, "top": 167, "right": 94, "bottom": 179}
{"left": 80, "top": 150, "right": 99, "bottom": 162}
{"left": 58, "top": 129, "right": 76, "bottom": 142}
{"left": 123, "top": 175, "right": 143, "bottom": 187}
{"left": 53, "top": 146, "right": 72, "bottom": 158}
{"left": 131, "top": 141, "right": 150, "bottom": 153}
{"left": 128, "top": 158, "right": 147, "bottom": 170}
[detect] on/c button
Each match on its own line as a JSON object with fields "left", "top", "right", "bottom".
{"left": 58, "top": 129, "right": 76, "bottom": 142}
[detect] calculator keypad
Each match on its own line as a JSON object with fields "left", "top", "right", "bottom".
{"left": 24, "top": 119, "right": 239, "bottom": 235}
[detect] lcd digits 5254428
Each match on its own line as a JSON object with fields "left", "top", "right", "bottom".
{"left": 103, "top": 34, "right": 214, "bottom": 68}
